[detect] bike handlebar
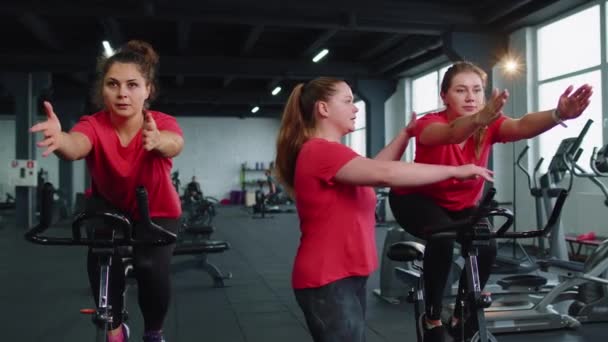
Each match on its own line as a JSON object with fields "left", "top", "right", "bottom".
{"left": 24, "top": 183, "right": 176, "bottom": 247}
{"left": 423, "top": 187, "right": 568, "bottom": 241}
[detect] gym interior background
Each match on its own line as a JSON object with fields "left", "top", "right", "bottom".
{"left": 2, "top": 0, "right": 608, "bottom": 341}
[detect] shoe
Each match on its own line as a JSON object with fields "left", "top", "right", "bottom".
{"left": 421, "top": 315, "right": 445, "bottom": 342}
{"left": 142, "top": 331, "right": 166, "bottom": 342}
{"left": 122, "top": 323, "right": 130, "bottom": 341}
{"left": 107, "top": 323, "right": 129, "bottom": 342}
{"left": 447, "top": 316, "right": 478, "bottom": 341}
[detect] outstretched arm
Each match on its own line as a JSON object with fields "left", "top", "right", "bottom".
{"left": 142, "top": 112, "right": 184, "bottom": 158}
{"left": 497, "top": 84, "right": 593, "bottom": 142}
{"left": 30, "top": 101, "right": 92, "bottom": 160}
{"left": 374, "top": 112, "right": 417, "bottom": 161}
{"left": 335, "top": 157, "right": 493, "bottom": 187}
{"left": 419, "top": 88, "right": 509, "bottom": 146}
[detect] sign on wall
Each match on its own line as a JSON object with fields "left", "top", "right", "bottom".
{"left": 9, "top": 159, "right": 37, "bottom": 187}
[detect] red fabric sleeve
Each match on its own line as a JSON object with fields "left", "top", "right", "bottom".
{"left": 70, "top": 115, "right": 97, "bottom": 146}
{"left": 412, "top": 113, "right": 445, "bottom": 137}
{"left": 304, "top": 139, "right": 360, "bottom": 186}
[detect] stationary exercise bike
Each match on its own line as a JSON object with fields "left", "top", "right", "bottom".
{"left": 387, "top": 188, "right": 568, "bottom": 341}
{"left": 25, "top": 183, "right": 177, "bottom": 342}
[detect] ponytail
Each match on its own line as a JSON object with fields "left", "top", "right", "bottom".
{"left": 275, "top": 84, "right": 313, "bottom": 195}
{"left": 274, "top": 77, "right": 343, "bottom": 196}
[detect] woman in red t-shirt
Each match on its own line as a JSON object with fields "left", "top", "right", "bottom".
{"left": 274, "top": 77, "right": 499, "bottom": 342}
{"left": 389, "top": 61, "right": 592, "bottom": 342}
{"left": 30, "top": 40, "right": 184, "bottom": 342}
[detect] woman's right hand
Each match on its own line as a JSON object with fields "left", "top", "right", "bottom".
{"left": 453, "top": 164, "right": 494, "bottom": 182}
{"left": 30, "top": 101, "right": 63, "bottom": 157}
{"left": 474, "top": 88, "right": 509, "bottom": 126}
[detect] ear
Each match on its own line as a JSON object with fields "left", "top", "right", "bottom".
{"left": 440, "top": 92, "right": 447, "bottom": 106}
{"left": 316, "top": 100, "right": 330, "bottom": 118}
{"left": 145, "top": 83, "right": 152, "bottom": 100}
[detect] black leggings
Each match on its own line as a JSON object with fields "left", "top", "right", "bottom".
{"left": 388, "top": 193, "right": 496, "bottom": 320}
{"left": 85, "top": 196, "right": 178, "bottom": 331}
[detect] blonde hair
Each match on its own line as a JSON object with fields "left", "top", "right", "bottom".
{"left": 441, "top": 61, "right": 488, "bottom": 159}
{"left": 274, "top": 77, "right": 343, "bottom": 195}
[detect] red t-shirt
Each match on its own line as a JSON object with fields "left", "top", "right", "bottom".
{"left": 292, "top": 138, "right": 377, "bottom": 289}
{"left": 392, "top": 111, "right": 507, "bottom": 211}
{"left": 71, "top": 110, "right": 183, "bottom": 220}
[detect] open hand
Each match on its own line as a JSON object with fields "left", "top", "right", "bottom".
{"left": 556, "top": 84, "right": 593, "bottom": 121}
{"left": 405, "top": 112, "right": 417, "bottom": 137}
{"left": 454, "top": 164, "right": 494, "bottom": 182}
{"left": 475, "top": 88, "right": 509, "bottom": 126}
{"left": 29, "top": 101, "right": 63, "bottom": 157}
{"left": 142, "top": 112, "right": 161, "bottom": 151}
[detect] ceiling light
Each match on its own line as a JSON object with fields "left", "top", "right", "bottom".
{"left": 271, "top": 86, "right": 282, "bottom": 96}
{"left": 502, "top": 57, "right": 520, "bottom": 75}
{"left": 312, "top": 49, "right": 329, "bottom": 63}
{"left": 102, "top": 40, "right": 114, "bottom": 57}
{"left": 251, "top": 106, "right": 260, "bottom": 113}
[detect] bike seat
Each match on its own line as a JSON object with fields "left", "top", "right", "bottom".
{"left": 387, "top": 241, "right": 425, "bottom": 262}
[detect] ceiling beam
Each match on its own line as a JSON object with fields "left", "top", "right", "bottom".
{"left": 488, "top": 0, "right": 589, "bottom": 31}
{"left": 0, "top": 2, "right": 478, "bottom": 35}
{"left": 301, "top": 29, "right": 338, "bottom": 57}
{"left": 358, "top": 33, "right": 403, "bottom": 61}
{"left": 222, "top": 76, "right": 235, "bottom": 88}
{"left": 158, "top": 88, "right": 289, "bottom": 106}
{"left": 391, "top": 47, "right": 446, "bottom": 77}
{"left": 374, "top": 38, "right": 443, "bottom": 74}
{"left": 100, "top": 18, "right": 125, "bottom": 47}
{"left": 18, "top": 12, "right": 63, "bottom": 51}
{"left": 177, "top": 20, "right": 191, "bottom": 54}
{"left": 176, "top": 20, "right": 191, "bottom": 87}
{"left": 478, "top": 0, "right": 536, "bottom": 25}
{"left": 0, "top": 54, "right": 379, "bottom": 78}
{"left": 241, "top": 25, "right": 264, "bottom": 56}
{"left": 154, "top": 103, "right": 282, "bottom": 118}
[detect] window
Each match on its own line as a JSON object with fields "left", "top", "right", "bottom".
{"left": 411, "top": 64, "right": 453, "bottom": 115}
{"left": 409, "top": 64, "right": 453, "bottom": 158}
{"left": 345, "top": 100, "right": 367, "bottom": 157}
{"left": 412, "top": 71, "right": 439, "bottom": 114}
{"left": 536, "top": 4, "right": 603, "bottom": 173}
{"left": 537, "top": 5, "right": 600, "bottom": 81}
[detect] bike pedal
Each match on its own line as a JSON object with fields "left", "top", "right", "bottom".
{"left": 407, "top": 290, "right": 415, "bottom": 303}
{"left": 79, "top": 308, "right": 96, "bottom": 315}
{"left": 477, "top": 293, "right": 493, "bottom": 308}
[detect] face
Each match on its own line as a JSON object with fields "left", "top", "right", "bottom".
{"left": 102, "top": 62, "right": 151, "bottom": 119}
{"left": 441, "top": 71, "right": 485, "bottom": 117}
{"left": 321, "top": 81, "right": 359, "bottom": 134}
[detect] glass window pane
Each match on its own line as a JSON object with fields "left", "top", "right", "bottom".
{"left": 349, "top": 129, "right": 367, "bottom": 157}
{"left": 354, "top": 100, "right": 366, "bottom": 130}
{"left": 412, "top": 71, "right": 439, "bottom": 113}
{"left": 538, "top": 70, "right": 602, "bottom": 172}
{"left": 537, "top": 5, "right": 600, "bottom": 80}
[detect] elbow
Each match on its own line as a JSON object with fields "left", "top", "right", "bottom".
{"left": 374, "top": 163, "right": 394, "bottom": 187}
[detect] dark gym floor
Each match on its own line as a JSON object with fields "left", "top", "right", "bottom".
{"left": 1, "top": 206, "right": 606, "bottom": 341}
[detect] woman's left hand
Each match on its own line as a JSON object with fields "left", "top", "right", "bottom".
{"left": 142, "top": 112, "right": 161, "bottom": 151}
{"left": 405, "top": 112, "right": 417, "bottom": 137}
{"left": 557, "top": 84, "right": 593, "bottom": 121}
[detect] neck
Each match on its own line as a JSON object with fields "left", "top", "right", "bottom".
{"left": 312, "top": 123, "right": 342, "bottom": 143}
{"left": 109, "top": 109, "right": 145, "bottom": 136}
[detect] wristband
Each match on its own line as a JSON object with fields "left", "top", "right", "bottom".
{"left": 552, "top": 108, "right": 568, "bottom": 128}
